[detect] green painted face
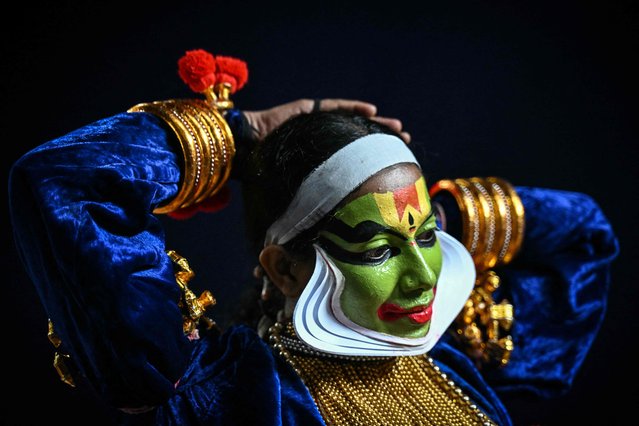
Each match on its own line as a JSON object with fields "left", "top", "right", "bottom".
{"left": 318, "top": 176, "right": 442, "bottom": 339}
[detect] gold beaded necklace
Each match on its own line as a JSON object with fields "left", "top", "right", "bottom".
{"left": 269, "top": 322, "right": 496, "bottom": 426}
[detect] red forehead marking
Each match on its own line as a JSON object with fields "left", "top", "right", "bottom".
{"left": 392, "top": 183, "right": 421, "bottom": 220}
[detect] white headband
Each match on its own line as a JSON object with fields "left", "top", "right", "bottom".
{"left": 264, "top": 133, "right": 419, "bottom": 246}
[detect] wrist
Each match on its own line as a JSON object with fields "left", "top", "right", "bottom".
{"left": 225, "top": 109, "right": 257, "bottom": 181}
{"left": 128, "top": 99, "right": 235, "bottom": 215}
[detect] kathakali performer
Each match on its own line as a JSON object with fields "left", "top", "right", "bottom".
{"left": 8, "top": 49, "right": 618, "bottom": 425}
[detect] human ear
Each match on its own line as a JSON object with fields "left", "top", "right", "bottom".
{"left": 259, "top": 245, "right": 307, "bottom": 297}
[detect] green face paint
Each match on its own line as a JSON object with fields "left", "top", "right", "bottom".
{"left": 319, "top": 176, "right": 443, "bottom": 339}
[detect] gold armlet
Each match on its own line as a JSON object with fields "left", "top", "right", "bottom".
{"left": 44, "top": 250, "right": 219, "bottom": 390}
{"left": 47, "top": 319, "right": 76, "bottom": 387}
{"left": 167, "top": 249, "right": 218, "bottom": 336}
{"left": 429, "top": 177, "right": 525, "bottom": 368}
{"left": 128, "top": 83, "right": 236, "bottom": 215}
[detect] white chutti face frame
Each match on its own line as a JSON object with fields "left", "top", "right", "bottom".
{"left": 293, "top": 231, "right": 475, "bottom": 357}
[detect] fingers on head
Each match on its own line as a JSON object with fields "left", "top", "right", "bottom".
{"left": 314, "top": 99, "right": 377, "bottom": 116}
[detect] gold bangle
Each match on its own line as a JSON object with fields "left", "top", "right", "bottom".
{"left": 468, "top": 177, "right": 498, "bottom": 270}
{"left": 180, "top": 102, "right": 214, "bottom": 204}
{"left": 430, "top": 176, "right": 523, "bottom": 368}
{"left": 181, "top": 101, "right": 219, "bottom": 203}
{"left": 431, "top": 177, "right": 525, "bottom": 269}
{"left": 483, "top": 177, "right": 525, "bottom": 265}
{"left": 128, "top": 99, "right": 236, "bottom": 214}
{"left": 129, "top": 100, "right": 202, "bottom": 212}
{"left": 454, "top": 178, "right": 482, "bottom": 258}
{"left": 203, "top": 106, "right": 235, "bottom": 199}
{"left": 429, "top": 179, "right": 480, "bottom": 257}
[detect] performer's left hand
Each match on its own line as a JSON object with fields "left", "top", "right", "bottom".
{"left": 243, "top": 98, "right": 411, "bottom": 143}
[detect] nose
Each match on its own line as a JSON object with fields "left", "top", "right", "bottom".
{"left": 398, "top": 243, "right": 438, "bottom": 294}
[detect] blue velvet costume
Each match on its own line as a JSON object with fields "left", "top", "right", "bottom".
{"left": 8, "top": 111, "right": 619, "bottom": 425}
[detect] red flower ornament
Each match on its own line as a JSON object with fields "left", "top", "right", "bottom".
{"left": 177, "top": 49, "right": 218, "bottom": 93}
{"left": 168, "top": 49, "right": 248, "bottom": 220}
{"left": 177, "top": 49, "right": 249, "bottom": 95}
{"left": 215, "top": 55, "right": 249, "bottom": 94}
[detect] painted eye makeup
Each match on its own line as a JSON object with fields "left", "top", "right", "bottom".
{"left": 361, "top": 245, "right": 393, "bottom": 264}
{"left": 318, "top": 235, "right": 400, "bottom": 266}
{"left": 416, "top": 229, "right": 437, "bottom": 248}
{"left": 414, "top": 215, "right": 438, "bottom": 248}
{"left": 320, "top": 215, "right": 438, "bottom": 266}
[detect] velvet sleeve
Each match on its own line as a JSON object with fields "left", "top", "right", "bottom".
{"left": 9, "top": 111, "right": 206, "bottom": 408}
{"left": 481, "top": 186, "right": 620, "bottom": 397}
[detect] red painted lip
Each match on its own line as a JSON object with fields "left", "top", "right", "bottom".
{"left": 377, "top": 302, "right": 433, "bottom": 324}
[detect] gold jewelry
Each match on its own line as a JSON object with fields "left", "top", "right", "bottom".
{"left": 429, "top": 178, "right": 481, "bottom": 259}
{"left": 128, "top": 86, "right": 236, "bottom": 215}
{"left": 47, "top": 319, "right": 76, "bottom": 387}
{"left": 467, "top": 178, "right": 498, "bottom": 269}
{"left": 484, "top": 177, "right": 525, "bottom": 265}
{"left": 429, "top": 177, "right": 525, "bottom": 368}
{"left": 455, "top": 270, "right": 514, "bottom": 368}
{"left": 44, "top": 251, "right": 219, "bottom": 389}
{"left": 269, "top": 322, "right": 496, "bottom": 426}
{"left": 167, "top": 250, "right": 218, "bottom": 336}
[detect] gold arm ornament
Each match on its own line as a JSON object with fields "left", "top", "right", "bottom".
{"left": 167, "top": 250, "right": 218, "bottom": 337}
{"left": 47, "top": 319, "right": 76, "bottom": 387}
{"left": 429, "top": 176, "right": 524, "bottom": 368}
{"left": 128, "top": 82, "right": 236, "bottom": 215}
{"left": 45, "top": 250, "right": 218, "bottom": 388}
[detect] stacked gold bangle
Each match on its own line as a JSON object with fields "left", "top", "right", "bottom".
{"left": 429, "top": 176, "right": 525, "bottom": 368}
{"left": 429, "top": 177, "right": 525, "bottom": 271}
{"left": 128, "top": 98, "right": 235, "bottom": 214}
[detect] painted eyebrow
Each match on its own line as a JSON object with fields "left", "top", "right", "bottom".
{"left": 323, "top": 211, "right": 435, "bottom": 243}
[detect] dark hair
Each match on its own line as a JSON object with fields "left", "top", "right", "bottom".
{"left": 241, "top": 110, "right": 401, "bottom": 257}
{"left": 234, "top": 110, "right": 403, "bottom": 328}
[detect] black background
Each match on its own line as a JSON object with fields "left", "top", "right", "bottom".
{"left": 2, "top": 1, "right": 637, "bottom": 424}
